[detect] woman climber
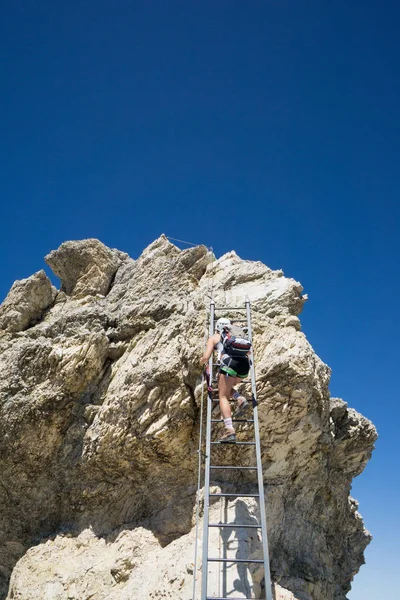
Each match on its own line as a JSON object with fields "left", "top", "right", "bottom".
{"left": 200, "top": 317, "right": 251, "bottom": 442}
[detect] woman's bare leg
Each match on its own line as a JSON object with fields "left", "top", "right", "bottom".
{"left": 218, "top": 374, "right": 237, "bottom": 419}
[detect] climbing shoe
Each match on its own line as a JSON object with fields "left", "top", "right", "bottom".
{"left": 219, "top": 428, "right": 236, "bottom": 443}
{"left": 233, "top": 396, "right": 249, "bottom": 418}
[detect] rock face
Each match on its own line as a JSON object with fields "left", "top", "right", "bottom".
{"left": 0, "top": 235, "right": 377, "bottom": 600}
{"left": 0, "top": 270, "right": 56, "bottom": 332}
{"left": 45, "top": 238, "right": 125, "bottom": 297}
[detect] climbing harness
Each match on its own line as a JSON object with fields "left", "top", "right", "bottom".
{"left": 193, "top": 297, "right": 273, "bottom": 600}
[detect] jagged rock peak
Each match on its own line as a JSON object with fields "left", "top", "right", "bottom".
{"left": 45, "top": 238, "right": 129, "bottom": 298}
{"left": 0, "top": 237, "right": 377, "bottom": 600}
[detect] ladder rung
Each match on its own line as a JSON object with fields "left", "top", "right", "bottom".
{"left": 211, "top": 419, "right": 254, "bottom": 423}
{"left": 214, "top": 307, "right": 246, "bottom": 311}
{"left": 208, "top": 523, "right": 261, "bottom": 528}
{"left": 209, "top": 493, "right": 260, "bottom": 498}
{"left": 211, "top": 441, "right": 256, "bottom": 445}
{"left": 212, "top": 397, "right": 251, "bottom": 401}
{"left": 212, "top": 395, "right": 251, "bottom": 400}
{"left": 213, "top": 382, "right": 252, "bottom": 387}
{"left": 208, "top": 557, "right": 264, "bottom": 563}
{"left": 210, "top": 465, "right": 257, "bottom": 470}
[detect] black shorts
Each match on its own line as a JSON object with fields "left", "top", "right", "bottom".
{"left": 219, "top": 354, "right": 250, "bottom": 379}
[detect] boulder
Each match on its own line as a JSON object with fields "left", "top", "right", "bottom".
{"left": 0, "top": 270, "right": 56, "bottom": 332}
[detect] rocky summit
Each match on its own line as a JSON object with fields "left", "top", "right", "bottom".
{"left": 0, "top": 236, "right": 377, "bottom": 600}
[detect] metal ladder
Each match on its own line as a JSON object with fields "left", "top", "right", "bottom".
{"left": 200, "top": 298, "right": 273, "bottom": 600}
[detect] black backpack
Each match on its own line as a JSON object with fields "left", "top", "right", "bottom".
{"left": 221, "top": 324, "right": 252, "bottom": 358}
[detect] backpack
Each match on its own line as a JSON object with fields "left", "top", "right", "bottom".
{"left": 221, "top": 324, "right": 252, "bottom": 358}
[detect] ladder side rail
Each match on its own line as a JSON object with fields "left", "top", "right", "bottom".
{"left": 245, "top": 297, "right": 273, "bottom": 600}
{"left": 200, "top": 300, "right": 215, "bottom": 600}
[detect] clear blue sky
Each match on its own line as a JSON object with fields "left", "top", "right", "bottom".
{"left": 1, "top": 2, "right": 398, "bottom": 598}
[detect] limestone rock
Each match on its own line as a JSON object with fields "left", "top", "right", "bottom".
{"left": 0, "top": 270, "right": 56, "bottom": 332}
{"left": 0, "top": 236, "right": 377, "bottom": 600}
{"left": 45, "top": 238, "right": 126, "bottom": 297}
{"left": 330, "top": 397, "right": 377, "bottom": 476}
{"left": 202, "top": 250, "right": 306, "bottom": 318}
{"left": 7, "top": 500, "right": 302, "bottom": 600}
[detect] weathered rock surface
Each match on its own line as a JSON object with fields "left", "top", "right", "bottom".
{"left": 45, "top": 238, "right": 127, "bottom": 297}
{"left": 0, "top": 235, "right": 377, "bottom": 600}
{"left": 6, "top": 498, "right": 299, "bottom": 600}
{"left": 0, "top": 270, "right": 56, "bottom": 332}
